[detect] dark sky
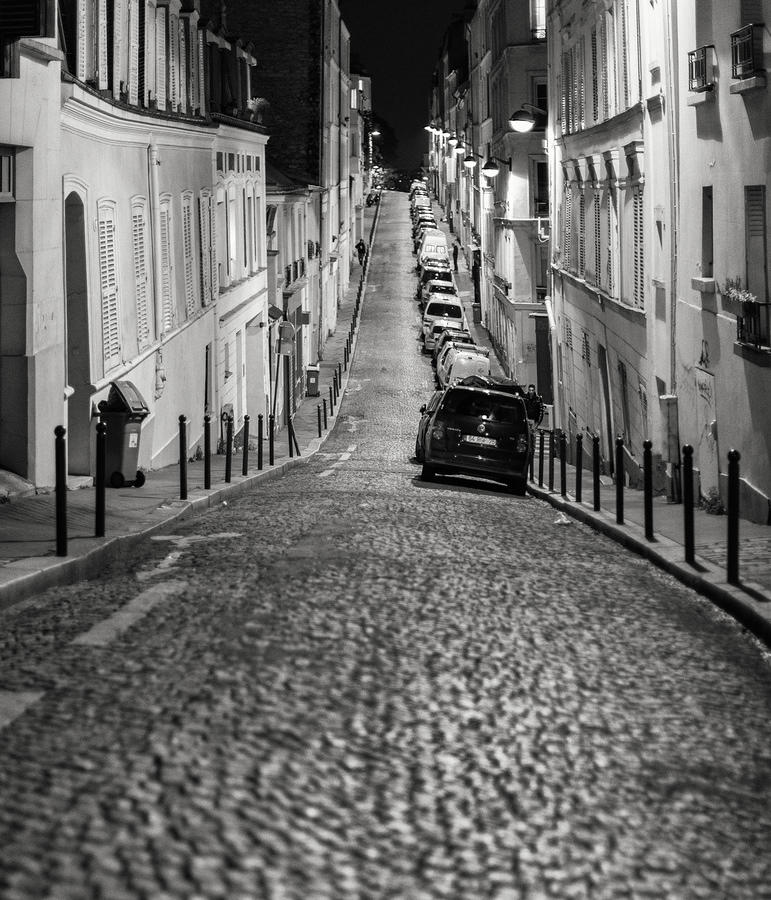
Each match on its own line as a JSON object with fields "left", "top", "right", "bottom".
{"left": 339, "top": 0, "right": 471, "bottom": 171}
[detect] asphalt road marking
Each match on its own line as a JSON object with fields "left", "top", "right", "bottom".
{"left": 0, "top": 690, "right": 45, "bottom": 731}
{"left": 318, "top": 445, "right": 357, "bottom": 477}
{"left": 136, "top": 533, "right": 243, "bottom": 581}
{"left": 71, "top": 580, "right": 187, "bottom": 648}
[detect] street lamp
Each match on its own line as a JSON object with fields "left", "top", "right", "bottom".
{"left": 508, "top": 102, "right": 547, "bottom": 133}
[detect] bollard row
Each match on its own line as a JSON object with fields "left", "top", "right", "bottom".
{"left": 528, "top": 429, "right": 744, "bottom": 583}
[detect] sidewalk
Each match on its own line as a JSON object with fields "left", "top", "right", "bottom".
{"left": 1, "top": 193, "right": 769, "bottom": 648}
{"left": 0, "top": 204, "right": 380, "bottom": 611}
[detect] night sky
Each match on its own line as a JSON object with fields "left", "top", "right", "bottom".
{"left": 339, "top": 0, "right": 471, "bottom": 171}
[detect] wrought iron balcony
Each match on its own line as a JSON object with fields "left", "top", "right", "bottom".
{"left": 731, "top": 24, "right": 765, "bottom": 79}
{"left": 736, "top": 299, "right": 770, "bottom": 350}
{"left": 688, "top": 45, "right": 714, "bottom": 92}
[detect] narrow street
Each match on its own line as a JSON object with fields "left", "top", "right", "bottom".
{"left": 1, "top": 192, "right": 771, "bottom": 899}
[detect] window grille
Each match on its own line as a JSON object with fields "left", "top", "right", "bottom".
{"left": 688, "top": 46, "right": 714, "bottom": 92}
{"left": 731, "top": 24, "right": 765, "bottom": 79}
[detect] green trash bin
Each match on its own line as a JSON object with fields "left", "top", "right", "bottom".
{"left": 98, "top": 381, "right": 150, "bottom": 488}
{"left": 306, "top": 365, "right": 320, "bottom": 397}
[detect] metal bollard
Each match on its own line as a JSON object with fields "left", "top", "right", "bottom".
{"left": 727, "top": 449, "right": 741, "bottom": 584}
{"left": 242, "top": 414, "right": 250, "bottom": 476}
{"left": 575, "top": 433, "right": 583, "bottom": 504}
{"left": 329, "top": 384, "right": 335, "bottom": 416}
{"left": 95, "top": 422, "right": 106, "bottom": 537}
{"left": 269, "top": 414, "right": 275, "bottom": 466}
{"left": 682, "top": 444, "right": 695, "bottom": 565}
{"left": 323, "top": 398, "right": 328, "bottom": 430}
{"left": 338, "top": 361, "right": 342, "bottom": 385}
{"left": 225, "top": 414, "right": 233, "bottom": 483}
{"left": 643, "top": 439, "right": 653, "bottom": 541}
{"left": 55, "top": 425, "right": 67, "bottom": 557}
{"left": 538, "top": 430, "right": 544, "bottom": 487}
{"left": 615, "top": 436, "right": 624, "bottom": 525}
{"left": 559, "top": 432, "right": 567, "bottom": 498}
{"left": 317, "top": 404, "right": 322, "bottom": 438}
{"left": 204, "top": 414, "right": 212, "bottom": 489}
{"left": 548, "top": 430, "right": 555, "bottom": 491}
{"left": 257, "top": 414, "right": 264, "bottom": 470}
{"left": 333, "top": 370, "right": 339, "bottom": 402}
{"left": 179, "top": 415, "right": 188, "bottom": 500}
{"left": 593, "top": 435, "right": 601, "bottom": 511}
{"left": 288, "top": 419, "right": 294, "bottom": 458}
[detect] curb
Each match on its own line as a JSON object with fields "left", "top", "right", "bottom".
{"left": 527, "top": 482, "right": 771, "bottom": 647}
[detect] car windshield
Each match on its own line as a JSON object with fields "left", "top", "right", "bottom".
{"left": 441, "top": 390, "right": 526, "bottom": 425}
{"left": 425, "top": 302, "right": 462, "bottom": 318}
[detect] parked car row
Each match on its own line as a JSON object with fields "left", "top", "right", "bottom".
{"left": 408, "top": 180, "right": 531, "bottom": 495}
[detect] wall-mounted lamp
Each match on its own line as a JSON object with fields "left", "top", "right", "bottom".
{"left": 508, "top": 102, "right": 547, "bottom": 133}
{"left": 463, "top": 154, "right": 477, "bottom": 169}
{"left": 481, "top": 145, "right": 512, "bottom": 178}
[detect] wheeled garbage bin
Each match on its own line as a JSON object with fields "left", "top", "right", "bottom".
{"left": 306, "top": 365, "right": 320, "bottom": 397}
{"left": 98, "top": 381, "right": 150, "bottom": 487}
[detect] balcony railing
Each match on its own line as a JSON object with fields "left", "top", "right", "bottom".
{"left": 688, "top": 45, "right": 714, "bottom": 92}
{"left": 736, "top": 299, "right": 770, "bottom": 350}
{"left": 731, "top": 23, "right": 765, "bottom": 79}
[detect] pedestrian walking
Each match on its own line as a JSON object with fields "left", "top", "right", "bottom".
{"left": 452, "top": 241, "right": 459, "bottom": 272}
{"left": 355, "top": 238, "right": 366, "bottom": 266}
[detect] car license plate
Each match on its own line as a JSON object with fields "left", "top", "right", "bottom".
{"left": 464, "top": 434, "right": 496, "bottom": 447}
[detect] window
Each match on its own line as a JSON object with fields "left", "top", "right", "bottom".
{"left": 737, "top": 185, "right": 770, "bottom": 348}
{"left": 0, "top": 148, "right": 14, "bottom": 200}
{"left": 688, "top": 46, "right": 714, "bottom": 92}
{"left": 731, "top": 24, "right": 765, "bottom": 79}
{"left": 701, "top": 187, "right": 713, "bottom": 278}
{"left": 531, "top": 0, "right": 546, "bottom": 40}
{"left": 97, "top": 201, "right": 121, "bottom": 369}
{"left": 181, "top": 192, "right": 196, "bottom": 316}
{"left": 159, "top": 196, "right": 174, "bottom": 331}
{"left": 131, "top": 198, "right": 152, "bottom": 349}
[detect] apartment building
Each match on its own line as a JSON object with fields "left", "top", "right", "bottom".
{"left": 676, "top": 1, "right": 770, "bottom": 522}
{"left": 1, "top": 0, "right": 270, "bottom": 487}
{"left": 546, "top": 0, "right": 675, "bottom": 484}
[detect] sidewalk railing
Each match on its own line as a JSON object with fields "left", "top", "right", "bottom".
{"left": 531, "top": 430, "right": 747, "bottom": 585}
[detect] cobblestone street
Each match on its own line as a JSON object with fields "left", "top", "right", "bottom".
{"left": 1, "top": 193, "right": 771, "bottom": 899}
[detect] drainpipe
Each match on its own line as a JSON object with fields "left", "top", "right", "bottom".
{"left": 147, "top": 144, "right": 164, "bottom": 341}
{"left": 666, "top": 0, "right": 680, "bottom": 395}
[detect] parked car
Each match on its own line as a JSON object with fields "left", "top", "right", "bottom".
{"left": 422, "top": 297, "right": 468, "bottom": 351}
{"left": 432, "top": 327, "right": 475, "bottom": 364}
{"left": 416, "top": 263, "right": 454, "bottom": 298}
{"left": 420, "top": 278, "right": 458, "bottom": 305}
{"left": 416, "top": 384, "right": 531, "bottom": 495}
{"left": 414, "top": 390, "right": 444, "bottom": 462}
{"left": 416, "top": 228, "right": 449, "bottom": 265}
{"left": 436, "top": 343, "right": 490, "bottom": 388}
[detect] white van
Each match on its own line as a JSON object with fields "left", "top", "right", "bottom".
{"left": 422, "top": 296, "right": 468, "bottom": 351}
{"left": 417, "top": 228, "right": 449, "bottom": 267}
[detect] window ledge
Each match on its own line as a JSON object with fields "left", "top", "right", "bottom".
{"left": 687, "top": 89, "right": 715, "bottom": 106}
{"left": 730, "top": 74, "right": 767, "bottom": 94}
{"left": 734, "top": 341, "right": 771, "bottom": 365}
{"left": 691, "top": 277, "right": 716, "bottom": 294}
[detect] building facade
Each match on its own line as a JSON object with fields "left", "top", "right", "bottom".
{"left": 675, "top": 0, "right": 771, "bottom": 522}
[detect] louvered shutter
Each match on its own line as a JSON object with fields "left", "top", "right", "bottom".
{"left": 169, "top": 12, "right": 178, "bottom": 110}
{"left": 182, "top": 196, "right": 196, "bottom": 316}
{"left": 132, "top": 203, "right": 151, "bottom": 348}
{"left": 198, "top": 192, "right": 211, "bottom": 304}
{"left": 578, "top": 193, "right": 586, "bottom": 276}
{"left": 561, "top": 52, "right": 568, "bottom": 134}
{"left": 209, "top": 194, "right": 219, "bottom": 300}
{"left": 97, "top": 0, "right": 108, "bottom": 88}
{"left": 155, "top": 5, "right": 167, "bottom": 109}
{"left": 578, "top": 37, "right": 585, "bottom": 129}
{"left": 98, "top": 205, "right": 121, "bottom": 368}
{"left": 564, "top": 186, "right": 572, "bottom": 270}
{"left": 159, "top": 202, "right": 174, "bottom": 331}
{"left": 594, "top": 192, "right": 601, "bottom": 285}
{"left": 178, "top": 17, "right": 187, "bottom": 113}
{"left": 633, "top": 186, "right": 644, "bottom": 308}
{"left": 600, "top": 16, "right": 608, "bottom": 119}
{"left": 113, "top": 0, "right": 124, "bottom": 95}
{"left": 606, "top": 188, "right": 614, "bottom": 294}
{"left": 197, "top": 29, "right": 206, "bottom": 115}
{"left": 76, "top": 0, "right": 88, "bottom": 80}
{"left": 745, "top": 186, "right": 767, "bottom": 300}
{"left": 188, "top": 18, "right": 199, "bottom": 112}
{"left": 128, "top": 0, "right": 139, "bottom": 103}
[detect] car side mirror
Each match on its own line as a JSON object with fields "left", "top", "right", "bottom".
{"left": 420, "top": 404, "right": 426, "bottom": 414}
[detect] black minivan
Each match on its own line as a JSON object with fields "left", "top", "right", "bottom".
{"left": 416, "top": 385, "right": 531, "bottom": 495}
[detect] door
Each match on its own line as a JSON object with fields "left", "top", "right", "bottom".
{"left": 694, "top": 368, "right": 720, "bottom": 498}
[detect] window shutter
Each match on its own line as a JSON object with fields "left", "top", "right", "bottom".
{"left": 564, "top": 185, "right": 573, "bottom": 269}
{"left": 155, "top": 5, "right": 167, "bottom": 109}
{"left": 97, "top": 0, "right": 108, "bottom": 89}
{"left": 578, "top": 192, "right": 586, "bottom": 275}
{"left": 745, "top": 185, "right": 767, "bottom": 300}
{"left": 98, "top": 204, "right": 121, "bottom": 368}
{"left": 740, "top": 1, "right": 763, "bottom": 25}
{"left": 76, "top": 0, "right": 88, "bottom": 81}
{"left": 198, "top": 192, "right": 211, "bottom": 304}
{"left": 182, "top": 196, "right": 196, "bottom": 316}
{"left": 188, "top": 17, "right": 199, "bottom": 113}
{"left": 178, "top": 17, "right": 187, "bottom": 113}
{"left": 131, "top": 202, "right": 151, "bottom": 348}
{"left": 633, "top": 186, "right": 644, "bottom": 308}
{"left": 591, "top": 29, "right": 598, "bottom": 123}
{"left": 620, "top": 0, "right": 629, "bottom": 107}
{"left": 159, "top": 202, "right": 174, "bottom": 331}
{"left": 112, "top": 0, "right": 124, "bottom": 95}
{"left": 594, "top": 192, "right": 601, "bottom": 285}
{"left": 600, "top": 16, "right": 609, "bottom": 118}
{"left": 561, "top": 52, "right": 568, "bottom": 133}
{"left": 606, "top": 188, "right": 615, "bottom": 295}
{"left": 209, "top": 194, "right": 219, "bottom": 300}
{"left": 197, "top": 29, "right": 206, "bottom": 116}
{"left": 169, "top": 12, "right": 178, "bottom": 110}
{"left": 128, "top": 0, "right": 139, "bottom": 104}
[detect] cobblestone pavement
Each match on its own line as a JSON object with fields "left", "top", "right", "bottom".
{"left": 1, "top": 194, "right": 771, "bottom": 899}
